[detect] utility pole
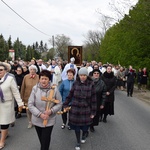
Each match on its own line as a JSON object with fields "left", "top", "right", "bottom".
{"left": 52, "top": 35, "right": 54, "bottom": 50}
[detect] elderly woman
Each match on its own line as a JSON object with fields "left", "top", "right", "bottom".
{"left": 0, "top": 63, "right": 23, "bottom": 149}
{"left": 59, "top": 69, "right": 75, "bottom": 129}
{"left": 28, "top": 70, "right": 62, "bottom": 150}
{"left": 21, "top": 65, "right": 39, "bottom": 128}
{"left": 63, "top": 67, "right": 97, "bottom": 150}
{"left": 90, "top": 69, "right": 107, "bottom": 132}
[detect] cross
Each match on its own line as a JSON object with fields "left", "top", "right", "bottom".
{"left": 57, "top": 106, "right": 71, "bottom": 115}
{"left": 41, "top": 85, "right": 60, "bottom": 126}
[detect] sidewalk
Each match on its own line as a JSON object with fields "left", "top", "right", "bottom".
{"left": 133, "top": 86, "right": 150, "bottom": 105}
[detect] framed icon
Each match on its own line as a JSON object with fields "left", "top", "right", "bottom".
{"left": 68, "top": 46, "right": 82, "bottom": 66}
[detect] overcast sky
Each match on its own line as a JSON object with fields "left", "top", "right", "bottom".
{"left": 0, "top": 0, "right": 138, "bottom": 48}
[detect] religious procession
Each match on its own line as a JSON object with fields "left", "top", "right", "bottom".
{"left": 0, "top": 51, "right": 149, "bottom": 150}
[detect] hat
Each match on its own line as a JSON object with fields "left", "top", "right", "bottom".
{"left": 70, "top": 57, "right": 75, "bottom": 62}
{"left": 92, "top": 69, "right": 102, "bottom": 75}
{"left": 1, "top": 62, "right": 11, "bottom": 72}
{"left": 78, "top": 67, "right": 88, "bottom": 76}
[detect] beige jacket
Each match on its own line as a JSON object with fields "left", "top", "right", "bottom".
{"left": 0, "top": 73, "right": 23, "bottom": 124}
{"left": 21, "top": 74, "right": 39, "bottom": 104}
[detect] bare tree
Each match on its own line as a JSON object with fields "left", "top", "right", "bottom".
{"left": 49, "top": 34, "right": 72, "bottom": 60}
{"left": 83, "top": 30, "right": 103, "bottom": 61}
{"left": 97, "top": 0, "right": 138, "bottom": 26}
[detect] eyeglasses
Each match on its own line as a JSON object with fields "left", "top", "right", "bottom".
{"left": 0, "top": 69, "right": 4, "bottom": 71}
{"left": 93, "top": 72, "right": 100, "bottom": 75}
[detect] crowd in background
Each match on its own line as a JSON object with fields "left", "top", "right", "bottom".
{"left": 0, "top": 57, "right": 149, "bottom": 150}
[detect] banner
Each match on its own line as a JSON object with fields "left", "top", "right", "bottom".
{"left": 9, "top": 49, "right": 15, "bottom": 61}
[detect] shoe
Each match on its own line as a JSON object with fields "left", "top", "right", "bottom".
{"left": 103, "top": 118, "right": 107, "bottom": 123}
{"left": 81, "top": 138, "right": 86, "bottom": 144}
{"left": 85, "top": 131, "right": 89, "bottom": 138}
{"left": 81, "top": 136, "right": 86, "bottom": 144}
{"left": 0, "top": 143, "right": 5, "bottom": 150}
{"left": 90, "top": 126, "right": 95, "bottom": 132}
{"left": 127, "top": 94, "right": 129, "bottom": 97}
{"left": 28, "top": 122, "right": 32, "bottom": 129}
{"left": 99, "top": 118, "right": 102, "bottom": 122}
{"left": 61, "top": 124, "right": 65, "bottom": 129}
{"left": 10, "top": 122, "right": 15, "bottom": 127}
{"left": 130, "top": 95, "right": 132, "bottom": 97}
{"left": 67, "top": 126, "right": 71, "bottom": 130}
{"left": 75, "top": 143, "right": 80, "bottom": 150}
{"left": 16, "top": 113, "right": 22, "bottom": 119}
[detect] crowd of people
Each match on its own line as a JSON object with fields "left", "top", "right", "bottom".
{"left": 0, "top": 57, "right": 149, "bottom": 150}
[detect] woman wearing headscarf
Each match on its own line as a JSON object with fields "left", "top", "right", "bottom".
{"left": 0, "top": 63, "right": 23, "bottom": 149}
{"left": 90, "top": 69, "right": 107, "bottom": 132}
{"left": 101, "top": 65, "right": 116, "bottom": 123}
{"left": 63, "top": 67, "right": 97, "bottom": 150}
{"left": 28, "top": 70, "right": 62, "bottom": 150}
{"left": 21, "top": 65, "right": 39, "bottom": 128}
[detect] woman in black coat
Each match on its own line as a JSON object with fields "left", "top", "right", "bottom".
{"left": 15, "top": 66, "right": 24, "bottom": 118}
{"left": 90, "top": 69, "right": 107, "bottom": 132}
{"left": 141, "top": 67, "right": 149, "bottom": 91}
{"left": 101, "top": 65, "right": 116, "bottom": 123}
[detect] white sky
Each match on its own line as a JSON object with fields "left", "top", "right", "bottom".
{"left": 0, "top": 0, "right": 138, "bottom": 48}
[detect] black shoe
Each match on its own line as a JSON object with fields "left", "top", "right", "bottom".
{"left": 130, "top": 94, "right": 132, "bottom": 97}
{"left": 85, "top": 131, "right": 89, "bottom": 138}
{"left": 16, "top": 113, "right": 22, "bottom": 119}
{"left": 99, "top": 118, "right": 102, "bottom": 122}
{"left": 10, "top": 122, "right": 15, "bottom": 127}
{"left": 103, "top": 118, "right": 107, "bottom": 123}
{"left": 127, "top": 94, "right": 129, "bottom": 97}
{"left": 90, "top": 126, "right": 95, "bottom": 132}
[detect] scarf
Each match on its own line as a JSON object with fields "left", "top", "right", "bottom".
{"left": 0, "top": 73, "right": 9, "bottom": 102}
{"left": 92, "top": 77, "right": 99, "bottom": 83}
{"left": 30, "top": 74, "right": 36, "bottom": 78}
{"left": 38, "top": 82, "right": 51, "bottom": 90}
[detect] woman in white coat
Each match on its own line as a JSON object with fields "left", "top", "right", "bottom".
{"left": 0, "top": 63, "right": 23, "bottom": 149}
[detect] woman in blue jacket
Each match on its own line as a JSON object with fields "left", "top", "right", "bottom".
{"left": 59, "top": 69, "right": 75, "bottom": 129}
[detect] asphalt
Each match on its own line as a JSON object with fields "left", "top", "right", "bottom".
{"left": 1, "top": 89, "right": 150, "bottom": 150}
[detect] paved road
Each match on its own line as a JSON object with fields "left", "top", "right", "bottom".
{"left": 2, "top": 89, "right": 150, "bottom": 150}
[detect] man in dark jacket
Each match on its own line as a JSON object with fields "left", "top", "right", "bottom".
{"left": 125, "top": 65, "right": 136, "bottom": 97}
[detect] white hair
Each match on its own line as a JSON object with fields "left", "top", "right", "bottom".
{"left": 29, "top": 65, "right": 38, "bottom": 72}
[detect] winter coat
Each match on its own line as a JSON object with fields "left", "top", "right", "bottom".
{"left": 28, "top": 83, "right": 62, "bottom": 127}
{"left": 125, "top": 69, "right": 136, "bottom": 83}
{"left": 63, "top": 77, "right": 97, "bottom": 126}
{"left": 93, "top": 78, "right": 107, "bottom": 110}
{"left": 21, "top": 74, "right": 39, "bottom": 104}
{"left": 101, "top": 72, "right": 116, "bottom": 102}
{"left": 0, "top": 73, "right": 23, "bottom": 124}
{"left": 15, "top": 74, "right": 24, "bottom": 91}
{"left": 59, "top": 79, "right": 74, "bottom": 103}
{"left": 141, "top": 71, "right": 149, "bottom": 85}
{"left": 91, "top": 78, "right": 107, "bottom": 126}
